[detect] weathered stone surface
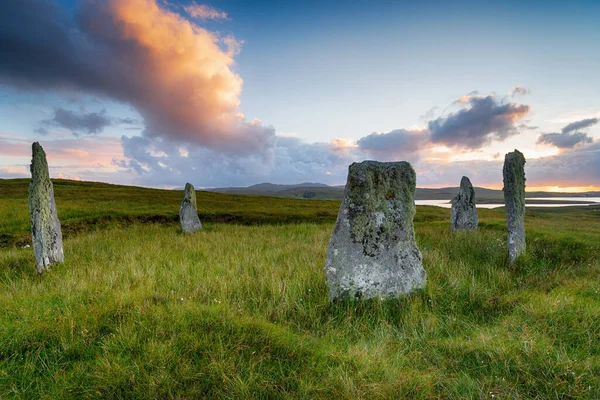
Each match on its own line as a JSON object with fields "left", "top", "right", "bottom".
{"left": 325, "top": 160, "right": 426, "bottom": 300}
{"left": 180, "top": 183, "right": 202, "bottom": 233}
{"left": 450, "top": 176, "right": 478, "bottom": 230}
{"left": 503, "top": 149, "right": 526, "bottom": 263}
{"left": 28, "top": 142, "right": 63, "bottom": 273}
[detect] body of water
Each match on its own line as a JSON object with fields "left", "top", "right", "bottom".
{"left": 415, "top": 197, "right": 600, "bottom": 209}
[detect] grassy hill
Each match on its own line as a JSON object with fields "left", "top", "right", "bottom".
{"left": 0, "top": 179, "right": 339, "bottom": 247}
{"left": 1, "top": 178, "right": 600, "bottom": 398}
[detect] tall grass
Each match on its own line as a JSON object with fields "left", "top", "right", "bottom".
{"left": 1, "top": 196, "right": 600, "bottom": 399}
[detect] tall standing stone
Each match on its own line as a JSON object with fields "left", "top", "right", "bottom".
{"left": 180, "top": 183, "right": 202, "bottom": 233}
{"left": 28, "top": 142, "right": 63, "bottom": 273}
{"left": 503, "top": 150, "right": 526, "bottom": 263}
{"left": 325, "top": 161, "right": 426, "bottom": 300}
{"left": 450, "top": 176, "right": 478, "bottom": 230}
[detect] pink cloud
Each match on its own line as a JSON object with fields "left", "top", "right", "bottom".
{"left": 184, "top": 3, "right": 229, "bottom": 21}
{"left": 0, "top": 135, "right": 126, "bottom": 181}
{"left": 0, "top": 167, "right": 28, "bottom": 178}
{"left": 77, "top": 0, "right": 271, "bottom": 152}
{"left": 0, "top": 0, "right": 272, "bottom": 154}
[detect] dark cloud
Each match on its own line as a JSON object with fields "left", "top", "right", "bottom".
{"left": 428, "top": 95, "right": 530, "bottom": 149}
{"left": 561, "top": 118, "right": 598, "bottom": 134}
{"left": 118, "top": 117, "right": 140, "bottom": 125}
{"left": 536, "top": 117, "right": 598, "bottom": 149}
{"left": 40, "top": 108, "right": 139, "bottom": 135}
{"left": 0, "top": 0, "right": 102, "bottom": 92}
{"left": 356, "top": 129, "right": 429, "bottom": 160}
{"left": 43, "top": 108, "right": 112, "bottom": 135}
{"left": 536, "top": 131, "right": 593, "bottom": 149}
{"left": 0, "top": 0, "right": 273, "bottom": 154}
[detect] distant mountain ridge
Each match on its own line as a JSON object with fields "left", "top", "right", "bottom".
{"left": 207, "top": 183, "right": 600, "bottom": 202}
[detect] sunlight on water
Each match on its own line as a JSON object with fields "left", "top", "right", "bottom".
{"left": 415, "top": 198, "right": 600, "bottom": 209}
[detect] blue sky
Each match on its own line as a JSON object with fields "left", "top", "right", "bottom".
{"left": 1, "top": 0, "right": 599, "bottom": 189}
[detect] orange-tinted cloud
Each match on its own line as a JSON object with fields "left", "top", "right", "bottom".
{"left": 184, "top": 3, "right": 229, "bottom": 21}
{"left": 0, "top": 0, "right": 273, "bottom": 153}
{"left": 78, "top": 0, "right": 271, "bottom": 152}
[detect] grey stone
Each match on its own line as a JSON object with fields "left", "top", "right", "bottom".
{"left": 325, "top": 160, "right": 426, "bottom": 300}
{"left": 450, "top": 176, "right": 478, "bottom": 230}
{"left": 180, "top": 183, "right": 202, "bottom": 233}
{"left": 28, "top": 142, "right": 64, "bottom": 273}
{"left": 503, "top": 149, "right": 526, "bottom": 263}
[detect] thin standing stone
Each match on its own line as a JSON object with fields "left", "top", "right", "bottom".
{"left": 503, "top": 149, "right": 526, "bottom": 263}
{"left": 180, "top": 182, "right": 202, "bottom": 233}
{"left": 28, "top": 142, "right": 64, "bottom": 273}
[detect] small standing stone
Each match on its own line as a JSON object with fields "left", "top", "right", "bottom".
{"left": 28, "top": 142, "right": 64, "bottom": 273}
{"left": 325, "top": 160, "right": 426, "bottom": 300}
{"left": 180, "top": 183, "right": 202, "bottom": 233}
{"left": 503, "top": 149, "right": 526, "bottom": 263}
{"left": 450, "top": 176, "right": 478, "bottom": 230}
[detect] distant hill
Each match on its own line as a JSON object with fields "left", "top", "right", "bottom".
{"left": 208, "top": 183, "right": 600, "bottom": 203}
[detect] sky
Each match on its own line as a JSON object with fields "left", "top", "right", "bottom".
{"left": 1, "top": 0, "right": 599, "bottom": 190}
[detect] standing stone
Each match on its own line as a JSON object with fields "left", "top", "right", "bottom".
{"left": 180, "top": 183, "right": 202, "bottom": 233}
{"left": 503, "top": 150, "right": 526, "bottom": 263}
{"left": 28, "top": 142, "right": 64, "bottom": 273}
{"left": 450, "top": 176, "right": 478, "bottom": 230}
{"left": 325, "top": 161, "right": 426, "bottom": 300}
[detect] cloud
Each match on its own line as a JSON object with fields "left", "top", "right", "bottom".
{"left": 0, "top": 167, "right": 28, "bottom": 178}
{"left": 356, "top": 129, "right": 429, "bottom": 160}
{"left": 0, "top": 0, "right": 270, "bottom": 153}
{"left": 419, "top": 106, "right": 438, "bottom": 122}
{"left": 517, "top": 123, "right": 538, "bottom": 130}
{"left": 526, "top": 142, "right": 600, "bottom": 186}
{"left": 511, "top": 86, "right": 530, "bottom": 97}
{"left": 428, "top": 95, "right": 530, "bottom": 149}
{"left": 184, "top": 3, "right": 229, "bottom": 21}
{"left": 561, "top": 118, "right": 599, "bottom": 134}
{"left": 536, "top": 117, "right": 598, "bottom": 149}
{"left": 0, "top": 132, "right": 132, "bottom": 182}
{"left": 116, "top": 134, "right": 365, "bottom": 187}
{"left": 536, "top": 132, "right": 593, "bottom": 149}
{"left": 40, "top": 107, "right": 139, "bottom": 136}
{"left": 42, "top": 108, "right": 112, "bottom": 135}
{"left": 33, "top": 127, "right": 50, "bottom": 136}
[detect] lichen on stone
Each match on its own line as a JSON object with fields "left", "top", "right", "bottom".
{"left": 450, "top": 176, "right": 478, "bottom": 230}
{"left": 325, "top": 160, "right": 426, "bottom": 301}
{"left": 346, "top": 161, "right": 416, "bottom": 256}
{"left": 28, "top": 142, "right": 64, "bottom": 273}
{"left": 503, "top": 149, "right": 526, "bottom": 263}
{"left": 180, "top": 182, "right": 202, "bottom": 233}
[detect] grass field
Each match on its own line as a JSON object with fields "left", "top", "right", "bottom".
{"left": 1, "top": 179, "right": 600, "bottom": 398}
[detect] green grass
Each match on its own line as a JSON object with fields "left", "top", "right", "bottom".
{"left": 1, "top": 179, "right": 600, "bottom": 398}
{"left": 0, "top": 179, "right": 338, "bottom": 247}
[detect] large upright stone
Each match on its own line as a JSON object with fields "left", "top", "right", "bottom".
{"left": 179, "top": 183, "right": 202, "bottom": 233}
{"left": 503, "top": 150, "right": 526, "bottom": 263}
{"left": 28, "top": 142, "right": 63, "bottom": 273}
{"left": 450, "top": 176, "right": 478, "bottom": 230}
{"left": 325, "top": 161, "right": 426, "bottom": 300}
